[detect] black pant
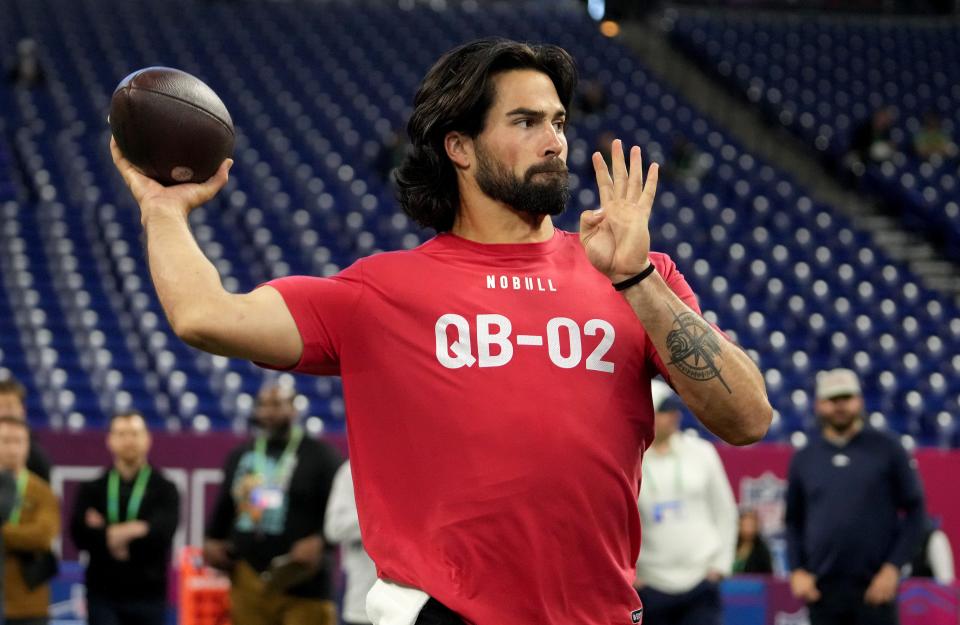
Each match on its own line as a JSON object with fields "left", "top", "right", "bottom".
{"left": 86, "top": 596, "right": 166, "bottom": 625}
{"left": 6, "top": 619, "right": 49, "bottom": 625}
{"left": 414, "top": 598, "right": 465, "bottom": 625}
{"left": 807, "top": 583, "right": 899, "bottom": 625}
{"left": 637, "top": 580, "right": 722, "bottom": 625}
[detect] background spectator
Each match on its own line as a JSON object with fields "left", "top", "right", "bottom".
{"left": 204, "top": 383, "right": 342, "bottom": 625}
{"left": 733, "top": 508, "right": 774, "bottom": 574}
{"left": 70, "top": 411, "right": 180, "bottom": 625}
{"left": 635, "top": 380, "right": 739, "bottom": 625}
{"left": 324, "top": 460, "right": 377, "bottom": 625}
{"left": 0, "top": 417, "right": 58, "bottom": 625}
{"left": 787, "top": 369, "right": 926, "bottom": 625}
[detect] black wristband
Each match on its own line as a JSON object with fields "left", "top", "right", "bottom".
{"left": 612, "top": 263, "right": 656, "bottom": 291}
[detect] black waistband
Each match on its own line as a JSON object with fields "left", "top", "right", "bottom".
{"left": 415, "top": 598, "right": 465, "bottom": 625}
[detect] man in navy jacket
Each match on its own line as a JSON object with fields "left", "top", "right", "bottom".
{"left": 786, "top": 368, "right": 926, "bottom": 625}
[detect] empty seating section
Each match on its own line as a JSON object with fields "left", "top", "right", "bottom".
{"left": 670, "top": 11, "right": 960, "bottom": 258}
{"left": 0, "top": 0, "right": 956, "bottom": 445}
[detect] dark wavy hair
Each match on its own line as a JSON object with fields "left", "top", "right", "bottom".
{"left": 396, "top": 38, "right": 577, "bottom": 232}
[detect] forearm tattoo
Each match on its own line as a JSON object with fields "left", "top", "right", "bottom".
{"left": 665, "top": 306, "right": 731, "bottom": 393}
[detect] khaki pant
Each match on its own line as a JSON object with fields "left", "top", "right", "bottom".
{"left": 230, "top": 561, "right": 336, "bottom": 625}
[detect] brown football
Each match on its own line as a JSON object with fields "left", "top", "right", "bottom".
{"left": 110, "top": 67, "right": 234, "bottom": 186}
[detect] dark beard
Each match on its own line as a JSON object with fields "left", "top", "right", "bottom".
{"left": 256, "top": 419, "right": 293, "bottom": 442}
{"left": 475, "top": 144, "right": 570, "bottom": 217}
{"left": 822, "top": 411, "right": 863, "bottom": 434}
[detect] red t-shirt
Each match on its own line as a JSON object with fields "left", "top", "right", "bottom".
{"left": 263, "top": 229, "right": 701, "bottom": 625}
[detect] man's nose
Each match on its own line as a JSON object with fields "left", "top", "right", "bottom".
{"left": 541, "top": 126, "right": 564, "bottom": 158}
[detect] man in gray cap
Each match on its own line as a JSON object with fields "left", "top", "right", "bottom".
{"left": 785, "top": 368, "right": 926, "bottom": 625}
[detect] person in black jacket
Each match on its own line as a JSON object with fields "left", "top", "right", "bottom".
{"left": 0, "top": 378, "right": 52, "bottom": 482}
{"left": 733, "top": 508, "right": 773, "bottom": 574}
{"left": 204, "top": 382, "right": 342, "bottom": 625}
{"left": 786, "top": 369, "right": 925, "bottom": 625}
{"left": 70, "top": 410, "right": 179, "bottom": 625}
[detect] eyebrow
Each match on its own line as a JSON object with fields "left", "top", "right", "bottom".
{"left": 505, "top": 107, "right": 567, "bottom": 120}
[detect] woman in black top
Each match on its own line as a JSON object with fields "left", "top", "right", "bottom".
{"left": 734, "top": 508, "right": 773, "bottom": 574}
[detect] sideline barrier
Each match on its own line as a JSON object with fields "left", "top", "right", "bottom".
{"left": 47, "top": 563, "right": 957, "bottom": 625}
{"left": 721, "top": 577, "right": 960, "bottom": 625}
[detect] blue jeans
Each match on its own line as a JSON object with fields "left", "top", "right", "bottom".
{"left": 86, "top": 596, "right": 166, "bottom": 625}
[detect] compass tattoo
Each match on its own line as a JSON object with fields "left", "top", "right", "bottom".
{"left": 665, "top": 306, "right": 731, "bottom": 393}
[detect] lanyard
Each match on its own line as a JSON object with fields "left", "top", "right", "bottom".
{"left": 8, "top": 470, "right": 28, "bottom": 525}
{"left": 107, "top": 466, "right": 152, "bottom": 524}
{"left": 253, "top": 427, "right": 303, "bottom": 486}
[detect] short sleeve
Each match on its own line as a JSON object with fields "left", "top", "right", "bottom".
{"left": 256, "top": 260, "right": 365, "bottom": 375}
